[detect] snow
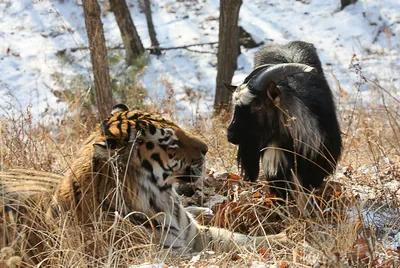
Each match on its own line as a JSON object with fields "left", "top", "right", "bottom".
{"left": 129, "top": 261, "right": 171, "bottom": 268}
{"left": 250, "top": 261, "right": 267, "bottom": 268}
{"left": 394, "top": 232, "right": 400, "bottom": 249}
{"left": 0, "top": 0, "right": 399, "bottom": 124}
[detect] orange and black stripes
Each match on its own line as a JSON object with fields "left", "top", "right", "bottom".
{"left": 0, "top": 104, "right": 209, "bottom": 255}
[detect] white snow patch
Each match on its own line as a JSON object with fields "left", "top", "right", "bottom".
{"left": 250, "top": 261, "right": 267, "bottom": 268}
{"left": 129, "top": 261, "right": 172, "bottom": 268}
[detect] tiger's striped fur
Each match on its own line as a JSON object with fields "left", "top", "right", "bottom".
{"left": 0, "top": 169, "right": 61, "bottom": 196}
{"left": 0, "top": 104, "right": 287, "bottom": 259}
{"left": 47, "top": 104, "right": 211, "bottom": 250}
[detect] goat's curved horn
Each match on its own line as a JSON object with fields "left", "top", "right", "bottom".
{"left": 244, "top": 64, "right": 274, "bottom": 83}
{"left": 249, "top": 63, "right": 316, "bottom": 92}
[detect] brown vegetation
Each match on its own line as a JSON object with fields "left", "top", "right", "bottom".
{"left": 0, "top": 66, "right": 399, "bottom": 266}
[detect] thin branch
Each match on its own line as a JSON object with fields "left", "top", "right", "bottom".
{"left": 185, "top": 48, "right": 216, "bottom": 54}
{"left": 64, "top": 41, "right": 218, "bottom": 54}
{"left": 152, "top": 41, "right": 218, "bottom": 51}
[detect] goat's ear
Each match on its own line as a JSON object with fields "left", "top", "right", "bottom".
{"left": 223, "top": 82, "right": 237, "bottom": 93}
{"left": 266, "top": 82, "right": 280, "bottom": 106}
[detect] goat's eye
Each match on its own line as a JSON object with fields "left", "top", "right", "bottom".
{"left": 251, "top": 100, "right": 263, "bottom": 113}
{"left": 252, "top": 105, "right": 263, "bottom": 113}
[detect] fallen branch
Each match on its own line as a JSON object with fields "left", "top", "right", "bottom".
{"left": 61, "top": 41, "right": 218, "bottom": 54}
{"left": 151, "top": 41, "right": 218, "bottom": 51}
{"left": 185, "top": 48, "right": 216, "bottom": 54}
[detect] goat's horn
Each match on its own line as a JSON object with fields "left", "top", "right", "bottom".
{"left": 249, "top": 63, "right": 316, "bottom": 92}
{"left": 243, "top": 64, "right": 274, "bottom": 83}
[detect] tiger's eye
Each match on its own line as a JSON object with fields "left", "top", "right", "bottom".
{"left": 137, "top": 139, "right": 144, "bottom": 145}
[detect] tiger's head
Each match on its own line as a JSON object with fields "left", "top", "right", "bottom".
{"left": 92, "top": 104, "right": 208, "bottom": 187}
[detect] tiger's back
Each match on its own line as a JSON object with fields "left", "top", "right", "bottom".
{"left": 0, "top": 169, "right": 61, "bottom": 226}
{"left": 0, "top": 169, "right": 60, "bottom": 197}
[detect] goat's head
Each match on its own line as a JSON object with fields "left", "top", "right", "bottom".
{"left": 225, "top": 63, "right": 316, "bottom": 181}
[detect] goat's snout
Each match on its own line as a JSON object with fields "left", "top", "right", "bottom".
{"left": 227, "top": 105, "right": 250, "bottom": 145}
{"left": 227, "top": 120, "right": 241, "bottom": 144}
{"left": 227, "top": 131, "right": 239, "bottom": 144}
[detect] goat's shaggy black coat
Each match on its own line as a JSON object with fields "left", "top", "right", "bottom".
{"left": 227, "top": 41, "right": 342, "bottom": 197}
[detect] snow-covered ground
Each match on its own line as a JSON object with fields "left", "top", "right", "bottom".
{"left": 0, "top": 0, "right": 399, "bottom": 124}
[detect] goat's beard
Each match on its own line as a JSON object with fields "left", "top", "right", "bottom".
{"left": 237, "top": 138, "right": 262, "bottom": 182}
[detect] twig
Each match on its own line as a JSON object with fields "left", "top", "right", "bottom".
{"left": 361, "top": 75, "right": 400, "bottom": 104}
{"left": 69, "top": 45, "right": 123, "bottom": 52}
{"left": 185, "top": 48, "right": 216, "bottom": 54}
{"left": 152, "top": 41, "right": 218, "bottom": 51}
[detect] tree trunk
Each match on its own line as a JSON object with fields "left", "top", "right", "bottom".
{"left": 214, "top": 0, "right": 242, "bottom": 114}
{"left": 109, "top": 0, "right": 145, "bottom": 64}
{"left": 341, "top": 0, "right": 357, "bottom": 10}
{"left": 143, "top": 0, "right": 161, "bottom": 55}
{"left": 83, "top": 0, "right": 114, "bottom": 120}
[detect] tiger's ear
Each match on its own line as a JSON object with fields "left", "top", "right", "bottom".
{"left": 93, "top": 138, "right": 121, "bottom": 153}
{"left": 111, "top": 103, "right": 129, "bottom": 115}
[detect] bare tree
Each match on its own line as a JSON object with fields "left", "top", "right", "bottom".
{"left": 214, "top": 0, "right": 242, "bottom": 114}
{"left": 83, "top": 0, "right": 114, "bottom": 120}
{"left": 109, "top": 0, "right": 145, "bottom": 64}
{"left": 143, "top": 0, "right": 161, "bottom": 55}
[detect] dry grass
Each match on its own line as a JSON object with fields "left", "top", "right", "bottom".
{"left": 0, "top": 197, "right": 155, "bottom": 267}
{"left": 0, "top": 68, "right": 399, "bottom": 267}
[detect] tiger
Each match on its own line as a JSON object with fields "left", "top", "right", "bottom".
{"left": 0, "top": 104, "right": 287, "bottom": 261}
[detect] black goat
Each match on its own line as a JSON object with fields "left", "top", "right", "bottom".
{"left": 225, "top": 41, "right": 342, "bottom": 198}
